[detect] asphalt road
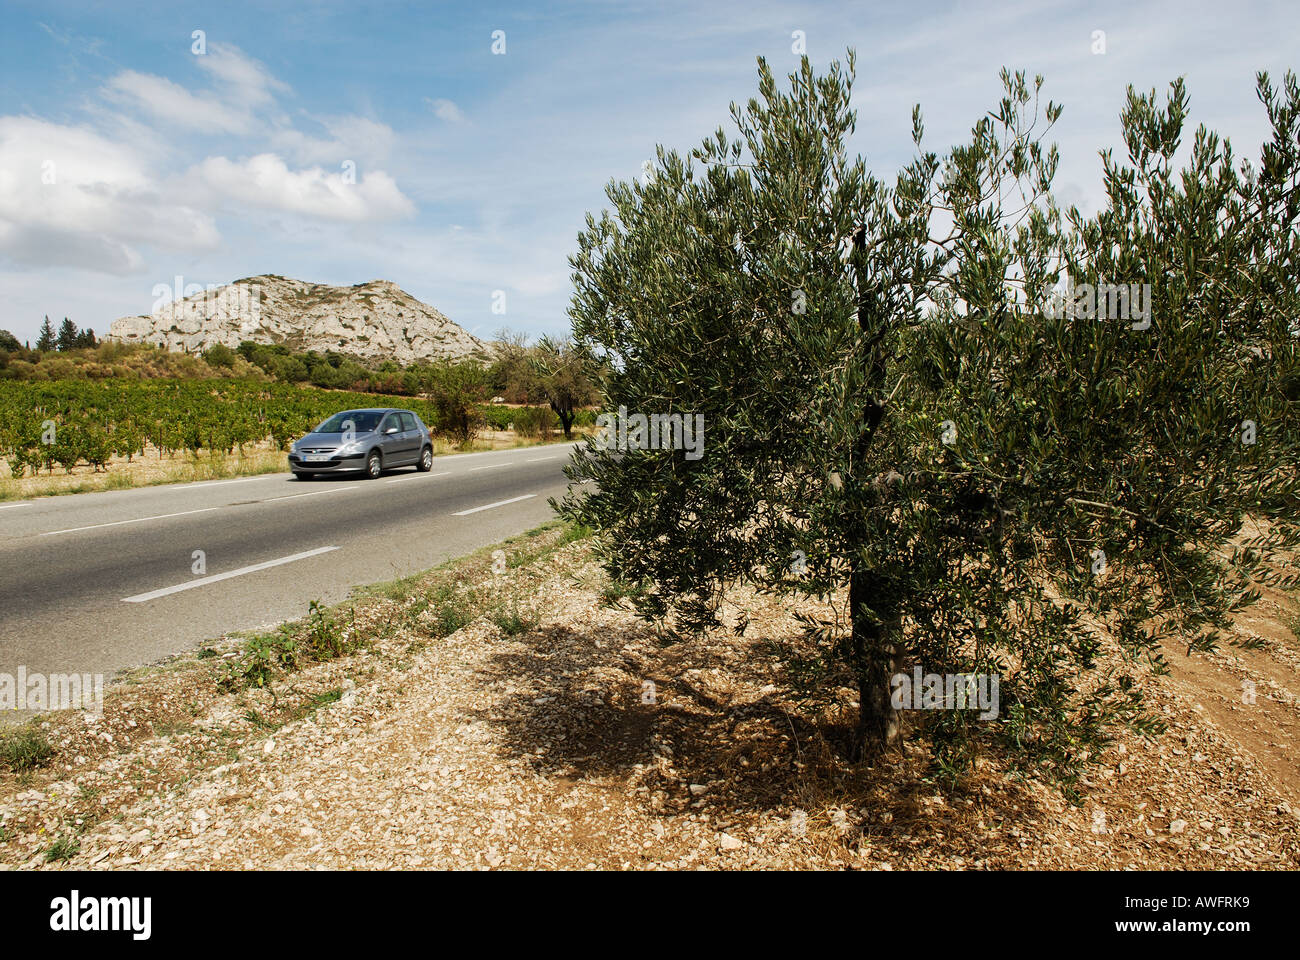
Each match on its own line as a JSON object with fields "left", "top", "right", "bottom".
{"left": 0, "top": 442, "right": 582, "bottom": 684}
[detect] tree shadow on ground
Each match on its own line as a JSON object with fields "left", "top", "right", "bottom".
{"left": 473, "top": 618, "right": 1050, "bottom": 865}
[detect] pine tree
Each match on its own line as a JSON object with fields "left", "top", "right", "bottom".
{"left": 56, "top": 317, "right": 78, "bottom": 351}
{"left": 36, "top": 316, "right": 56, "bottom": 352}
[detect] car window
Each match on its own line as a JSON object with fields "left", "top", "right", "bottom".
{"left": 315, "top": 411, "right": 383, "bottom": 433}
{"left": 399, "top": 413, "right": 416, "bottom": 431}
{"left": 378, "top": 414, "right": 396, "bottom": 432}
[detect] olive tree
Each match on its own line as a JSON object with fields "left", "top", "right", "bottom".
{"left": 559, "top": 53, "right": 1299, "bottom": 788}
{"left": 532, "top": 335, "right": 600, "bottom": 439}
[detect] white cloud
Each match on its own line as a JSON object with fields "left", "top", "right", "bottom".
{"left": 103, "top": 69, "right": 255, "bottom": 135}
{"left": 191, "top": 153, "right": 415, "bottom": 221}
{"left": 271, "top": 114, "right": 398, "bottom": 168}
{"left": 102, "top": 44, "right": 289, "bottom": 136}
{"left": 426, "top": 98, "right": 465, "bottom": 123}
{"left": 195, "top": 42, "right": 289, "bottom": 107}
{"left": 0, "top": 116, "right": 218, "bottom": 274}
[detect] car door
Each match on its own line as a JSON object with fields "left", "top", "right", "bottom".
{"left": 398, "top": 412, "right": 421, "bottom": 461}
{"left": 377, "top": 413, "right": 405, "bottom": 463}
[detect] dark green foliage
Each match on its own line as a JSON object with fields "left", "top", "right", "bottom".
{"left": 559, "top": 53, "right": 1300, "bottom": 787}
{"left": 35, "top": 317, "right": 55, "bottom": 352}
{"left": 425, "top": 359, "right": 488, "bottom": 447}
{"left": 56, "top": 318, "right": 78, "bottom": 352}
{"left": 510, "top": 404, "right": 559, "bottom": 438}
{"left": 202, "top": 343, "right": 238, "bottom": 368}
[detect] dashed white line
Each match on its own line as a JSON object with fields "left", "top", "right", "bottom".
{"left": 387, "top": 472, "right": 450, "bottom": 483}
{"left": 469, "top": 462, "right": 515, "bottom": 472}
{"left": 161, "top": 477, "right": 263, "bottom": 491}
{"left": 264, "top": 487, "right": 357, "bottom": 502}
{"left": 526, "top": 456, "right": 561, "bottom": 462}
{"left": 40, "top": 507, "right": 221, "bottom": 537}
{"left": 451, "top": 494, "right": 537, "bottom": 516}
{"left": 0, "top": 503, "right": 31, "bottom": 510}
{"left": 122, "top": 546, "right": 340, "bottom": 603}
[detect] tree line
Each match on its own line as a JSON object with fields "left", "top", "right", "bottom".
{"left": 0, "top": 317, "right": 97, "bottom": 353}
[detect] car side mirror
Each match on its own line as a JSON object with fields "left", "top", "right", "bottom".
{"left": 385, "top": 427, "right": 398, "bottom": 434}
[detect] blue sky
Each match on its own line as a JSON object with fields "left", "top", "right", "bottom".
{"left": 1, "top": 0, "right": 1297, "bottom": 344}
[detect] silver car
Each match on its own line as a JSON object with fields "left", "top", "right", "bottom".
{"left": 289, "top": 408, "right": 434, "bottom": 479}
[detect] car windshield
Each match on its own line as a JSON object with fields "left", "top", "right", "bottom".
{"left": 313, "top": 411, "right": 385, "bottom": 433}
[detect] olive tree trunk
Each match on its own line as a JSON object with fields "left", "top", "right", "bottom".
{"left": 849, "top": 567, "right": 903, "bottom": 756}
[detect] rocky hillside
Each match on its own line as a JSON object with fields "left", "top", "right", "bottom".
{"left": 108, "top": 275, "right": 487, "bottom": 365}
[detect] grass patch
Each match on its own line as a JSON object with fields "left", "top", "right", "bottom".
{"left": 600, "top": 575, "right": 648, "bottom": 608}
{"left": 0, "top": 725, "right": 55, "bottom": 773}
{"left": 44, "top": 834, "right": 80, "bottom": 863}
{"left": 241, "top": 708, "right": 274, "bottom": 730}
{"left": 489, "top": 597, "right": 542, "bottom": 637}
{"left": 219, "top": 601, "right": 362, "bottom": 694}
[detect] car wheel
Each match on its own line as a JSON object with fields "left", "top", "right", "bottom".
{"left": 417, "top": 446, "right": 433, "bottom": 472}
{"left": 292, "top": 471, "right": 313, "bottom": 481}
{"left": 365, "top": 451, "right": 382, "bottom": 479}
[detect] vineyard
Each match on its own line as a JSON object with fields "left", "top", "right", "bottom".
{"left": 0, "top": 379, "right": 455, "bottom": 477}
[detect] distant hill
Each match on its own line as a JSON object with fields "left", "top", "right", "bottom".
{"left": 108, "top": 275, "right": 488, "bottom": 365}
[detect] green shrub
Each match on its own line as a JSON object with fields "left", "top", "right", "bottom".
{"left": 0, "top": 725, "right": 55, "bottom": 772}
{"left": 203, "top": 344, "right": 238, "bottom": 368}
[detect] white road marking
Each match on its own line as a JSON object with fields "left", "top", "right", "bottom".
{"left": 0, "top": 503, "right": 31, "bottom": 510}
{"left": 122, "top": 546, "right": 340, "bottom": 603}
{"left": 40, "top": 507, "right": 221, "bottom": 537}
{"left": 526, "top": 456, "right": 561, "bottom": 462}
{"left": 387, "top": 472, "right": 449, "bottom": 483}
{"left": 264, "top": 487, "right": 356, "bottom": 502}
{"left": 469, "top": 462, "right": 515, "bottom": 471}
{"left": 161, "top": 477, "right": 263, "bottom": 491}
{"left": 452, "top": 494, "right": 537, "bottom": 516}
{"left": 426, "top": 442, "right": 580, "bottom": 464}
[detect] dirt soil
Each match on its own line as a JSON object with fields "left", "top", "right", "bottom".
{"left": 2, "top": 527, "right": 1297, "bottom": 870}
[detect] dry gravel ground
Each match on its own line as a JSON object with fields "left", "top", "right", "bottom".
{"left": 2, "top": 524, "right": 1297, "bottom": 870}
